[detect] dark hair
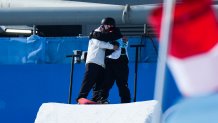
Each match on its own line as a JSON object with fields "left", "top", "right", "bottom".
{"left": 101, "top": 17, "right": 116, "bottom": 26}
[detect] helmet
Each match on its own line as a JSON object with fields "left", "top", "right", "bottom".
{"left": 101, "top": 17, "right": 116, "bottom": 26}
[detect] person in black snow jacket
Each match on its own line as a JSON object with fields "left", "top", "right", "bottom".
{"left": 90, "top": 17, "right": 131, "bottom": 104}
{"left": 76, "top": 18, "right": 119, "bottom": 104}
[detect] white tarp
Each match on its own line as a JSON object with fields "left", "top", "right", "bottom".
{"left": 35, "top": 100, "right": 158, "bottom": 123}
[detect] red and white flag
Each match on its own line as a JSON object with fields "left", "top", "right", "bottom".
{"left": 149, "top": 0, "right": 218, "bottom": 96}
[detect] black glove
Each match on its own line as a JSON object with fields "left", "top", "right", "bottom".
{"left": 92, "top": 32, "right": 101, "bottom": 39}
{"left": 110, "top": 40, "right": 120, "bottom": 47}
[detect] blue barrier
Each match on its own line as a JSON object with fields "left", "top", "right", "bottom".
{"left": 0, "top": 63, "right": 156, "bottom": 123}
{"left": 0, "top": 35, "right": 158, "bottom": 64}
{"left": 0, "top": 35, "right": 181, "bottom": 123}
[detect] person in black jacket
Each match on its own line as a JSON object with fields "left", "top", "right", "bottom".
{"left": 90, "top": 17, "right": 131, "bottom": 104}
{"left": 76, "top": 18, "right": 119, "bottom": 104}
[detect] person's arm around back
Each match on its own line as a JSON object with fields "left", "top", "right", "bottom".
{"left": 92, "top": 38, "right": 119, "bottom": 50}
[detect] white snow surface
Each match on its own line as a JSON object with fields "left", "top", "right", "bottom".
{"left": 35, "top": 100, "right": 158, "bottom": 123}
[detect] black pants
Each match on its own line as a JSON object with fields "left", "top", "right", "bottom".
{"left": 101, "top": 55, "right": 131, "bottom": 103}
{"left": 77, "top": 63, "right": 104, "bottom": 102}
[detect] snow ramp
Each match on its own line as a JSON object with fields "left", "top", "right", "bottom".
{"left": 35, "top": 100, "right": 158, "bottom": 123}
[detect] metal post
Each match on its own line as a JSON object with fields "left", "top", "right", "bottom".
{"left": 130, "top": 44, "right": 144, "bottom": 102}
{"left": 66, "top": 54, "right": 80, "bottom": 104}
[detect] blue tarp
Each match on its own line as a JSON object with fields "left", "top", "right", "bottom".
{"left": 0, "top": 35, "right": 158, "bottom": 64}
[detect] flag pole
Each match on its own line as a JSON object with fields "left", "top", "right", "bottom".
{"left": 152, "top": 0, "right": 175, "bottom": 123}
